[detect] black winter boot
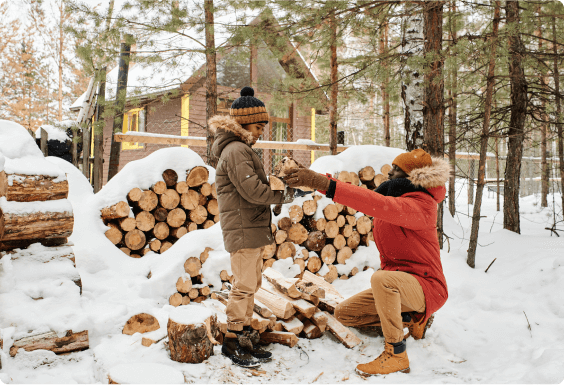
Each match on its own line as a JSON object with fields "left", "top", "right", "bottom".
{"left": 243, "top": 326, "right": 272, "bottom": 362}
{"left": 222, "top": 331, "right": 261, "bottom": 368}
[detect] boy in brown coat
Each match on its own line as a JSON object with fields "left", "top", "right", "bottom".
{"left": 209, "top": 87, "right": 293, "bottom": 367}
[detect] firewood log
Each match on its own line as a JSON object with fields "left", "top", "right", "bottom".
{"left": 184, "top": 257, "right": 202, "bottom": 277}
{"left": 287, "top": 223, "right": 308, "bottom": 244}
{"left": 336, "top": 215, "right": 345, "bottom": 227}
{"left": 176, "top": 277, "right": 193, "bottom": 293}
{"left": 123, "top": 313, "right": 160, "bottom": 335}
{"left": 280, "top": 316, "right": 304, "bottom": 335}
{"left": 151, "top": 181, "right": 167, "bottom": 195}
{"left": 119, "top": 247, "right": 131, "bottom": 255}
{"left": 373, "top": 174, "right": 387, "bottom": 187}
{"left": 189, "top": 205, "right": 207, "bottom": 225}
{"left": 186, "top": 166, "right": 209, "bottom": 187}
{"left": 153, "top": 207, "right": 168, "bottom": 222}
{"left": 0, "top": 173, "right": 69, "bottom": 202}
{"left": 347, "top": 231, "right": 360, "bottom": 249}
{"left": 260, "top": 331, "right": 298, "bottom": 347}
{"left": 324, "top": 265, "right": 339, "bottom": 283}
{"left": 335, "top": 203, "right": 345, "bottom": 213}
{"left": 161, "top": 169, "right": 178, "bottom": 187}
{"left": 149, "top": 239, "right": 161, "bottom": 252}
{"left": 300, "top": 249, "right": 309, "bottom": 260}
{"left": 255, "top": 288, "right": 295, "bottom": 319}
{"left": 356, "top": 216, "right": 372, "bottom": 235}
{"left": 339, "top": 275, "right": 349, "bottom": 280}
{"left": 350, "top": 172, "right": 360, "bottom": 186}
{"left": 181, "top": 190, "right": 200, "bottom": 210}
{"left": 336, "top": 246, "right": 353, "bottom": 265}
{"left": 262, "top": 258, "right": 275, "bottom": 271}
{"left": 289, "top": 205, "right": 303, "bottom": 223}
{"left": 359, "top": 166, "right": 375, "bottom": 182}
{"left": 337, "top": 171, "right": 352, "bottom": 184}
{"left": 262, "top": 243, "right": 276, "bottom": 259}
{"left": 9, "top": 330, "right": 89, "bottom": 357}
{"left": 160, "top": 241, "right": 173, "bottom": 253}
{"left": 182, "top": 295, "right": 191, "bottom": 305}
{"left": 142, "top": 247, "right": 152, "bottom": 256}
{"left": 199, "top": 286, "right": 211, "bottom": 296}
{"left": 211, "top": 182, "right": 217, "bottom": 199}
{"left": 269, "top": 175, "right": 285, "bottom": 191}
{"left": 170, "top": 226, "right": 187, "bottom": 239}
{"left": 138, "top": 190, "right": 158, "bottom": 211}
{"left": 302, "top": 319, "right": 322, "bottom": 339}
{"left": 167, "top": 311, "right": 217, "bottom": 363}
{"left": 206, "top": 198, "right": 219, "bottom": 216}
{"left": 271, "top": 223, "right": 276, "bottom": 233}
{"left": 213, "top": 215, "right": 220, "bottom": 223}
{"left": 201, "top": 299, "right": 228, "bottom": 334}
{"left": 219, "top": 270, "right": 230, "bottom": 281}
{"left": 276, "top": 242, "right": 296, "bottom": 259}
{"left": 101, "top": 201, "right": 129, "bottom": 220}
{"left": 323, "top": 204, "right": 339, "bottom": 221}
{"left": 105, "top": 226, "right": 123, "bottom": 245}
{"left": 316, "top": 218, "right": 327, "bottom": 231}
{"left": 323, "top": 311, "right": 362, "bottom": 348}
{"left": 350, "top": 267, "right": 359, "bottom": 277}
{"left": 296, "top": 281, "right": 325, "bottom": 299}
{"left": 151, "top": 222, "right": 170, "bottom": 240}
{"left": 309, "top": 308, "right": 328, "bottom": 333}
{"left": 301, "top": 271, "right": 344, "bottom": 299}
{"left": 202, "top": 219, "right": 214, "bottom": 229}
{"left": 302, "top": 216, "right": 318, "bottom": 232}
{"left": 167, "top": 208, "right": 186, "bottom": 228}
{"left": 160, "top": 189, "right": 180, "bottom": 210}
{"left": 187, "top": 222, "right": 198, "bottom": 232}
{"left": 333, "top": 234, "right": 346, "bottom": 250}
{"left": 127, "top": 187, "right": 143, "bottom": 203}
{"left": 125, "top": 229, "right": 146, "bottom": 250}
{"left": 277, "top": 217, "right": 292, "bottom": 231}
{"left": 302, "top": 200, "right": 317, "bottom": 216}
{"left": 175, "top": 181, "right": 188, "bottom": 194}
{"left": 118, "top": 217, "right": 136, "bottom": 232}
{"left": 307, "top": 255, "right": 322, "bottom": 273}
{"left": 198, "top": 193, "right": 207, "bottom": 206}
{"left": 346, "top": 215, "right": 356, "bottom": 226}
{"left": 136, "top": 211, "right": 155, "bottom": 231}
{"left": 187, "top": 288, "right": 199, "bottom": 299}
{"left": 294, "top": 258, "right": 305, "bottom": 273}
{"left": 365, "top": 179, "right": 376, "bottom": 190}
{"left": 380, "top": 164, "right": 392, "bottom": 175}
{"left": 341, "top": 224, "right": 353, "bottom": 238}
{"left": 263, "top": 267, "right": 301, "bottom": 298}
{"left": 303, "top": 231, "right": 326, "bottom": 252}
{"left": 324, "top": 221, "right": 339, "bottom": 238}
{"left": 317, "top": 298, "right": 339, "bottom": 314}
{"left": 267, "top": 286, "right": 317, "bottom": 318}
{"left": 275, "top": 229, "right": 287, "bottom": 244}
{"left": 345, "top": 206, "right": 357, "bottom": 215}
{"left": 200, "top": 247, "right": 213, "bottom": 264}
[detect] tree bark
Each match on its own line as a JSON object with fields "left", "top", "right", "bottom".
{"left": 107, "top": 37, "right": 132, "bottom": 182}
{"left": 167, "top": 314, "right": 217, "bottom": 363}
{"left": 553, "top": 16, "right": 564, "bottom": 218}
{"left": 0, "top": 174, "right": 68, "bottom": 202}
{"left": 204, "top": 0, "right": 217, "bottom": 167}
{"left": 93, "top": 67, "right": 106, "bottom": 193}
{"left": 467, "top": 1, "right": 500, "bottom": 268}
{"left": 10, "top": 330, "right": 88, "bottom": 357}
{"left": 448, "top": 1, "right": 458, "bottom": 217}
{"left": 380, "top": 22, "right": 390, "bottom": 146}
{"left": 329, "top": 9, "right": 338, "bottom": 155}
{"left": 537, "top": 17, "right": 549, "bottom": 208}
{"left": 503, "top": 1, "right": 527, "bottom": 234}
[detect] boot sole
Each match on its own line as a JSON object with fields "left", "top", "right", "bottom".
{"left": 355, "top": 367, "right": 411, "bottom": 377}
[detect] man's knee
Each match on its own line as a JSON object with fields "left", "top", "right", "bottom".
{"left": 370, "top": 270, "right": 390, "bottom": 289}
{"left": 334, "top": 303, "right": 355, "bottom": 326}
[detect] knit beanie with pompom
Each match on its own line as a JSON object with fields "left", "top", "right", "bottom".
{"left": 392, "top": 148, "right": 433, "bottom": 175}
{"left": 229, "top": 87, "right": 269, "bottom": 126}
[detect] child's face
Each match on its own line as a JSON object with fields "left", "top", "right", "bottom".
{"left": 245, "top": 122, "right": 266, "bottom": 144}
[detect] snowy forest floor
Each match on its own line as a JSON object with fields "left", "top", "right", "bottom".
{"left": 1, "top": 153, "right": 564, "bottom": 384}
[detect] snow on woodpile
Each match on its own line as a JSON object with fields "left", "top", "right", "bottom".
{"left": 35, "top": 122, "right": 74, "bottom": 143}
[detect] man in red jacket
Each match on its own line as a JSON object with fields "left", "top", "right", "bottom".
{"left": 285, "top": 149, "right": 450, "bottom": 376}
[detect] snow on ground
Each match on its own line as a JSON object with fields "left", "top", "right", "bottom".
{"left": 1, "top": 144, "right": 564, "bottom": 384}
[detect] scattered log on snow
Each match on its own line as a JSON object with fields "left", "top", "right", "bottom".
{"left": 323, "top": 311, "right": 362, "bottom": 348}
{"left": 302, "top": 319, "right": 323, "bottom": 339}
{"left": 260, "top": 331, "right": 298, "bottom": 348}
{"left": 279, "top": 316, "right": 304, "bottom": 335}
{"left": 123, "top": 313, "right": 160, "bottom": 335}
{"left": 9, "top": 330, "right": 89, "bottom": 357}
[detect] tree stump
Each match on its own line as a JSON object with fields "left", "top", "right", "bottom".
{"left": 167, "top": 307, "right": 218, "bottom": 363}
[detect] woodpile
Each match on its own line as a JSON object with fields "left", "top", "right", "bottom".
{"left": 102, "top": 167, "right": 219, "bottom": 257}
{"left": 203, "top": 268, "right": 362, "bottom": 350}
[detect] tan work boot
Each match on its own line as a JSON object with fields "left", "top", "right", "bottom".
{"left": 355, "top": 340, "right": 410, "bottom": 376}
{"left": 403, "top": 313, "right": 434, "bottom": 340}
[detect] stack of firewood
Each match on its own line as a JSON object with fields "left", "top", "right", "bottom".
{"left": 204, "top": 268, "right": 361, "bottom": 349}
{"left": 102, "top": 167, "right": 219, "bottom": 257}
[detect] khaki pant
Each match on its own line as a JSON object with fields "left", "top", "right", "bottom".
{"left": 225, "top": 246, "right": 264, "bottom": 331}
{"left": 334, "top": 270, "right": 425, "bottom": 343}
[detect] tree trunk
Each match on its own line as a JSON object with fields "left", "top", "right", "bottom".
{"left": 380, "top": 22, "right": 390, "bottom": 146}
{"left": 107, "top": 37, "right": 132, "bottom": 181}
{"left": 503, "top": 1, "right": 527, "bottom": 234}
{"left": 329, "top": 10, "right": 338, "bottom": 155}
{"left": 537, "top": 17, "right": 549, "bottom": 208}
{"left": 58, "top": 1, "right": 64, "bottom": 122}
{"left": 448, "top": 1, "right": 458, "bottom": 217}
{"left": 422, "top": 1, "right": 445, "bottom": 248}
{"left": 467, "top": 1, "right": 500, "bottom": 268}
{"left": 204, "top": 0, "right": 217, "bottom": 167}
{"left": 553, "top": 16, "right": 564, "bottom": 218}
{"left": 93, "top": 67, "right": 106, "bottom": 193}
{"left": 401, "top": 3, "right": 425, "bottom": 150}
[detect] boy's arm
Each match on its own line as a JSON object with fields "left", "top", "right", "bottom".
{"left": 227, "top": 150, "right": 284, "bottom": 205}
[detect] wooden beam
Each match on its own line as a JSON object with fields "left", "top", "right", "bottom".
{"left": 114, "top": 132, "right": 349, "bottom": 152}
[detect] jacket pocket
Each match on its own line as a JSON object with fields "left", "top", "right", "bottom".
{"left": 250, "top": 206, "right": 269, "bottom": 223}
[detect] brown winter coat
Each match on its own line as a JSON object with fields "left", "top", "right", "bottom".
{"left": 209, "top": 115, "right": 284, "bottom": 253}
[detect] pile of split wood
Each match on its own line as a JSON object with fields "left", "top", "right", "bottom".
{"left": 102, "top": 167, "right": 218, "bottom": 257}
{"left": 204, "top": 268, "right": 361, "bottom": 349}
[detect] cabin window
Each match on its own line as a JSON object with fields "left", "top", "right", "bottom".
{"left": 122, "top": 107, "right": 145, "bottom": 150}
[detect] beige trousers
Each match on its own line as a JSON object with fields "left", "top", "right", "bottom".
{"left": 334, "top": 270, "right": 426, "bottom": 343}
{"left": 225, "top": 246, "right": 264, "bottom": 331}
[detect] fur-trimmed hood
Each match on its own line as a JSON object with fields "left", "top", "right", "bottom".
{"left": 408, "top": 156, "right": 451, "bottom": 190}
{"left": 209, "top": 115, "right": 253, "bottom": 145}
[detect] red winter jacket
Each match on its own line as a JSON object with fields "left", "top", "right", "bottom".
{"left": 325, "top": 157, "right": 450, "bottom": 321}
